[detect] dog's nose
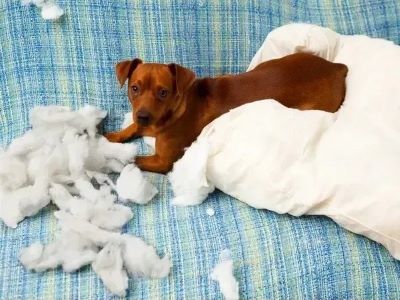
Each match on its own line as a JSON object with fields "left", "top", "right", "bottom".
{"left": 136, "top": 110, "right": 151, "bottom": 126}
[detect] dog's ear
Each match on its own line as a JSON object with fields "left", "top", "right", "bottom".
{"left": 115, "top": 58, "right": 142, "bottom": 87}
{"left": 168, "top": 63, "right": 195, "bottom": 96}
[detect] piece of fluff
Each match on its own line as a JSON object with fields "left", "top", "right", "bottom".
{"left": 22, "top": 0, "right": 64, "bottom": 21}
{"left": 211, "top": 250, "right": 239, "bottom": 300}
{"left": 0, "top": 105, "right": 163, "bottom": 296}
{"left": 0, "top": 154, "right": 27, "bottom": 190}
{"left": 92, "top": 243, "right": 128, "bottom": 297}
{"left": 206, "top": 207, "right": 215, "bottom": 216}
{"left": 0, "top": 176, "right": 50, "bottom": 228}
{"left": 168, "top": 138, "right": 215, "bottom": 206}
{"left": 55, "top": 211, "right": 122, "bottom": 246}
{"left": 122, "top": 235, "right": 172, "bottom": 278}
{"left": 19, "top": 230, "right": 98, "bottom": 273}
{"left": 50, "top": 183, "right": 133, "bottom": 231}
{"left": 116, "top": 164, "right": 158, "bottom": 204}
{"left": 122, "top": 112, "right": 156, "bottom": 153}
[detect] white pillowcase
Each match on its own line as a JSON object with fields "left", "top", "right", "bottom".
{"left": 169, "top": 24, "right": 400, "bottom": 260}
{"left": 247, "top": 23, "right": 342, "bottom": 70}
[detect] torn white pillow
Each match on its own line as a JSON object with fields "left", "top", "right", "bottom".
{"left": 170, "top": 23, "right": 400, "bottom": 260}
{"left": 247, "top": 23, "right": 341, "bottom": 71}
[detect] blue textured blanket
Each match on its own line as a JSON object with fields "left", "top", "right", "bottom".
{"left": 1, "top": 0, "right": 400, "bottom": 298}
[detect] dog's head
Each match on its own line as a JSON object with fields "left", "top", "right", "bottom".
{"left": 116, "top": 59, "right": 195, "bottom": 127}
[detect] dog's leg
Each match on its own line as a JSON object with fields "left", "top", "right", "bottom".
{"left": 105, "top": 123, "right": 154, "bottom": 143}
{"left": 135, "top": 155, "right": 173, "bottom": 174}
{"left": 105, "top": 123, "right": 139, "bottom": 143}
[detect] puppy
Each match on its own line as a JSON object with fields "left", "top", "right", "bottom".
{"left": 106, "top": 53, "right": 348, "bottom": 173}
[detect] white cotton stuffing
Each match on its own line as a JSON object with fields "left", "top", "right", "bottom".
{"left": 0, "top": 154, "right": 27, "bottom": 190}
{"left": 0, "top": 189, "right": 29, "bottom": 229}
{"left": 211, "top": 250, "right": 239, "bottom": 300}
{"left": 18, "top": 176, "right": 50, "bottom": 218}
{"left": 168, "top": 138, "right": 215, "bottom": 206}
{"left": 40, "top": 3, "right": 64, "bottom": 21}
{"left": 7, "top": 130, "right": 43, "bottom": 156}
{"left": 88, "top": 203, "right": 133, "bottom": 231}
{"left": 48, "top": 183, "right": 74, "bottom": 211}
{"left": 0, "top": 176, "right": 50, "bottom": 228}
{"left": 97, "top": 136, "right": 138, "bottom": 165}
{"left": 19, "top": 210, "right": 172, "bottom": 296}
{"left": 92, "top": 243, "right": 128, "bottom": 297}
{"left": 84, "top": 139, "right": 108, "bottom": 172}
{"left": 0, "top": 105, "right": 149, "bottom": 227}
{"left": 20, "top": 231, "right": 98, "bottom": 273}
{"left": 0, "top": 105, "right": 166, "bottom": 296}
{"left": 26, "top": 145, "right": 59, "bottom": 181}
{"left": 116, "top": 164, "right": 158, "bottom": 204}
{"left": 55, "top": 211, "right": 122, "bottom": 246}
{"left": 30, "top": 106, "right": 74, "bottom": 128}
{"left": 22, "top": 0, "right": 64, "bottom": 21}
{"left": 19, "top": 242, "right": 44, "bottom": 269}
{"left": 50, "top": 182, "right": 133, "bottom": 232}
{"left": 206, "top": 207, "right": 215, "bottom": 216}
{"left": 65, "top": 133, "right": 90, "bottom": 177}
{"left": 61, "top": 208, "right": 170, "bottom": 294}
{"left": 74, "top": 178, "right": 116, "bottom": 205}
{"left": 86, "top": 171, "right": 116, "bottom": 188}
{"left": 122, "top": 235, "right": 172, "bottom": 278}
{"left": 103, "top": 158, "right": 125, "bottom": 173}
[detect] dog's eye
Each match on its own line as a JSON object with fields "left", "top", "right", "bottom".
{"left": 159, "top": 89, "right": 168, "bottom": 98}
{"left": 131, "top": 85, "right": 140, "bottom": 94}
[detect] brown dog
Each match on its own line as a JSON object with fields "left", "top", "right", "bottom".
{"left": 106, "top": 53, "right": 348, "bottom": 173}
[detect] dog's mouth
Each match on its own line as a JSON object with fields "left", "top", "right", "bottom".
{"left": 137, "top": 116, "right": 151, "bottom": 126}
{"left": 135, "top": 110, "right": 173, "bottom": 127}
{"left": 137, "top": 118, "right": 150, "bottom": 126}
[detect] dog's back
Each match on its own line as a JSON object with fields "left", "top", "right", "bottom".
{"left": 215, "top": 53, "right": 348, "bottom": 113}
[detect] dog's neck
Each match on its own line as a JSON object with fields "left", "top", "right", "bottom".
{"left": 154, "top": 75, "right": 239, "bottom": 133}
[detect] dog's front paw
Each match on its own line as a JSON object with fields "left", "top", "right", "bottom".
{"left": 135, "top": 155, "right": 172, "bottom": 174}
{"left": 104, "top": 132, "right": 123, "bottom": 143}
{"left": 134, "top": 156, "right": 150, "bottom": 171}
